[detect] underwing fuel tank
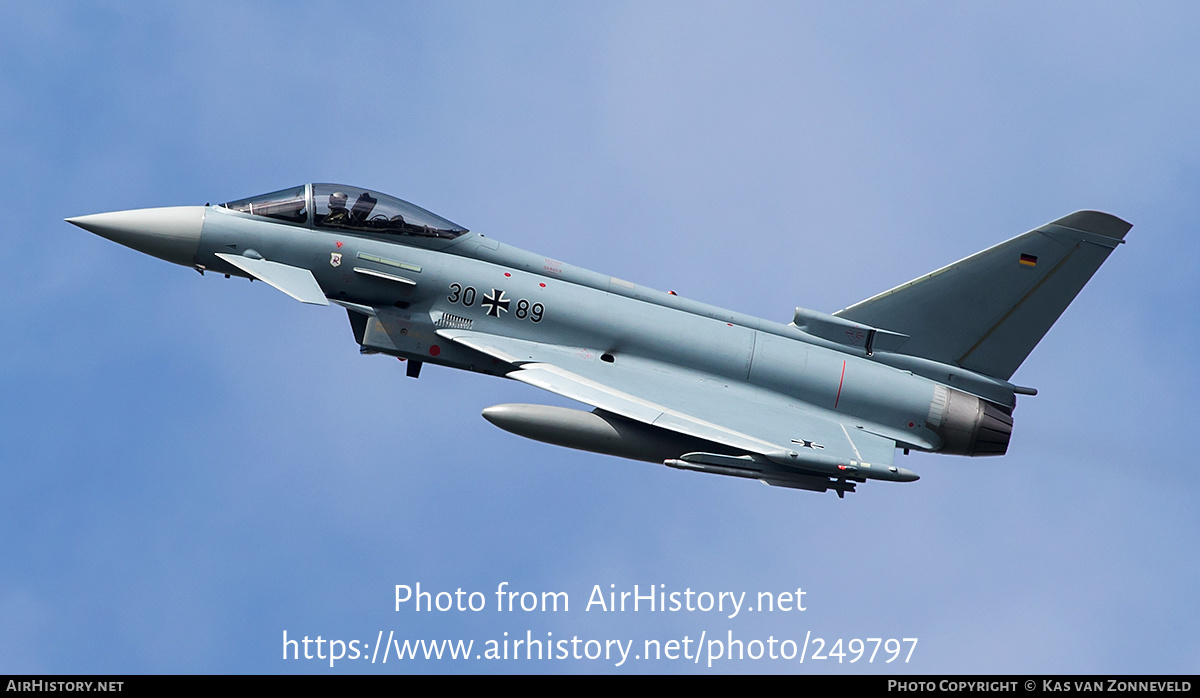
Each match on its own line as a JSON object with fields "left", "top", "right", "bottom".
{"left": 481, "top": 403, "right": 730, "bottom": 464}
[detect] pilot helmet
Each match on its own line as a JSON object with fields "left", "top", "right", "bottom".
{"left": 329, "top": 191, "right": 348, "bottom": 209}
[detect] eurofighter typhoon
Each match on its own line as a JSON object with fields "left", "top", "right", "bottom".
{"left": 68, "top": 184, "right": 1130, "bottom": 497}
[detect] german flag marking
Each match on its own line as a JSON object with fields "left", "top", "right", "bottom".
{"left": 1019, "top": 253, "right": 1038, "bottom": 267}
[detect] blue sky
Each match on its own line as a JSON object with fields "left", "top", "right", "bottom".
{"left": 2, "top": 2, "right": 1198, "bottom": 673}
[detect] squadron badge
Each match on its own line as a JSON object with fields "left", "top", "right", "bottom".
{"left": 330, "top": 252, "right": 342, "bottom": 267}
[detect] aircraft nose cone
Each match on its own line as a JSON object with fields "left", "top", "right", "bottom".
{"left": 67, "top": 206, "right": 205, "bottom": 267}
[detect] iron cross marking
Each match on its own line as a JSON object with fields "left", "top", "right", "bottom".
{"left": 482, "top": 288, "right": 511, "bottom": 317}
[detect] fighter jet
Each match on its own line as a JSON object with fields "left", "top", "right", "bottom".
{"left": 67, "top": 184, "right": 1131, "bottom": 497}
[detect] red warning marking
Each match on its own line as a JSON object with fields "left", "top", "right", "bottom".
{"left": 504, "top": 272, "right": 511, "bottom": 277}
{"left": 539, "top": 283, "right": 546, "bottom": 287}
{"left": 429, "top": 345, "right": 441, "bottom": 357}
{"left": 834, "top": 360, "right": 846, "bottom": 409}
{"left": 335, "top": 241, "right": 343, "bottom": 248}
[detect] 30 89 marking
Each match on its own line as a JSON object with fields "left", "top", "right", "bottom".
{"left": 448, "top": 283, "right": 544, "bottom": 322}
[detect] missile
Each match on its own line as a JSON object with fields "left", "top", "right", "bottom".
{"left": 662, "top": 455, "right": 857, "bottom": 496}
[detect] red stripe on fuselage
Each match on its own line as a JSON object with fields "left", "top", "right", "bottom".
{"left": 834, "top": 360, "right": 846, "bottom": 409}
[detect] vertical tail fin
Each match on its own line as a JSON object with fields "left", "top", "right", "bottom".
{"left": 834, "top": 211, "right": 1131, "bottom": 381}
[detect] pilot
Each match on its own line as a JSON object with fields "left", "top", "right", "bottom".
{"left": 324, "top": 191, "right": 350, "bottom": 226}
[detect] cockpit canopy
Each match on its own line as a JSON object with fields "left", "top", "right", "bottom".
{"left": 220, "top": 184, "right": 468, "bottom": 239}
{"left": 221, "top": 185, "right": 308, "bottom": 223}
